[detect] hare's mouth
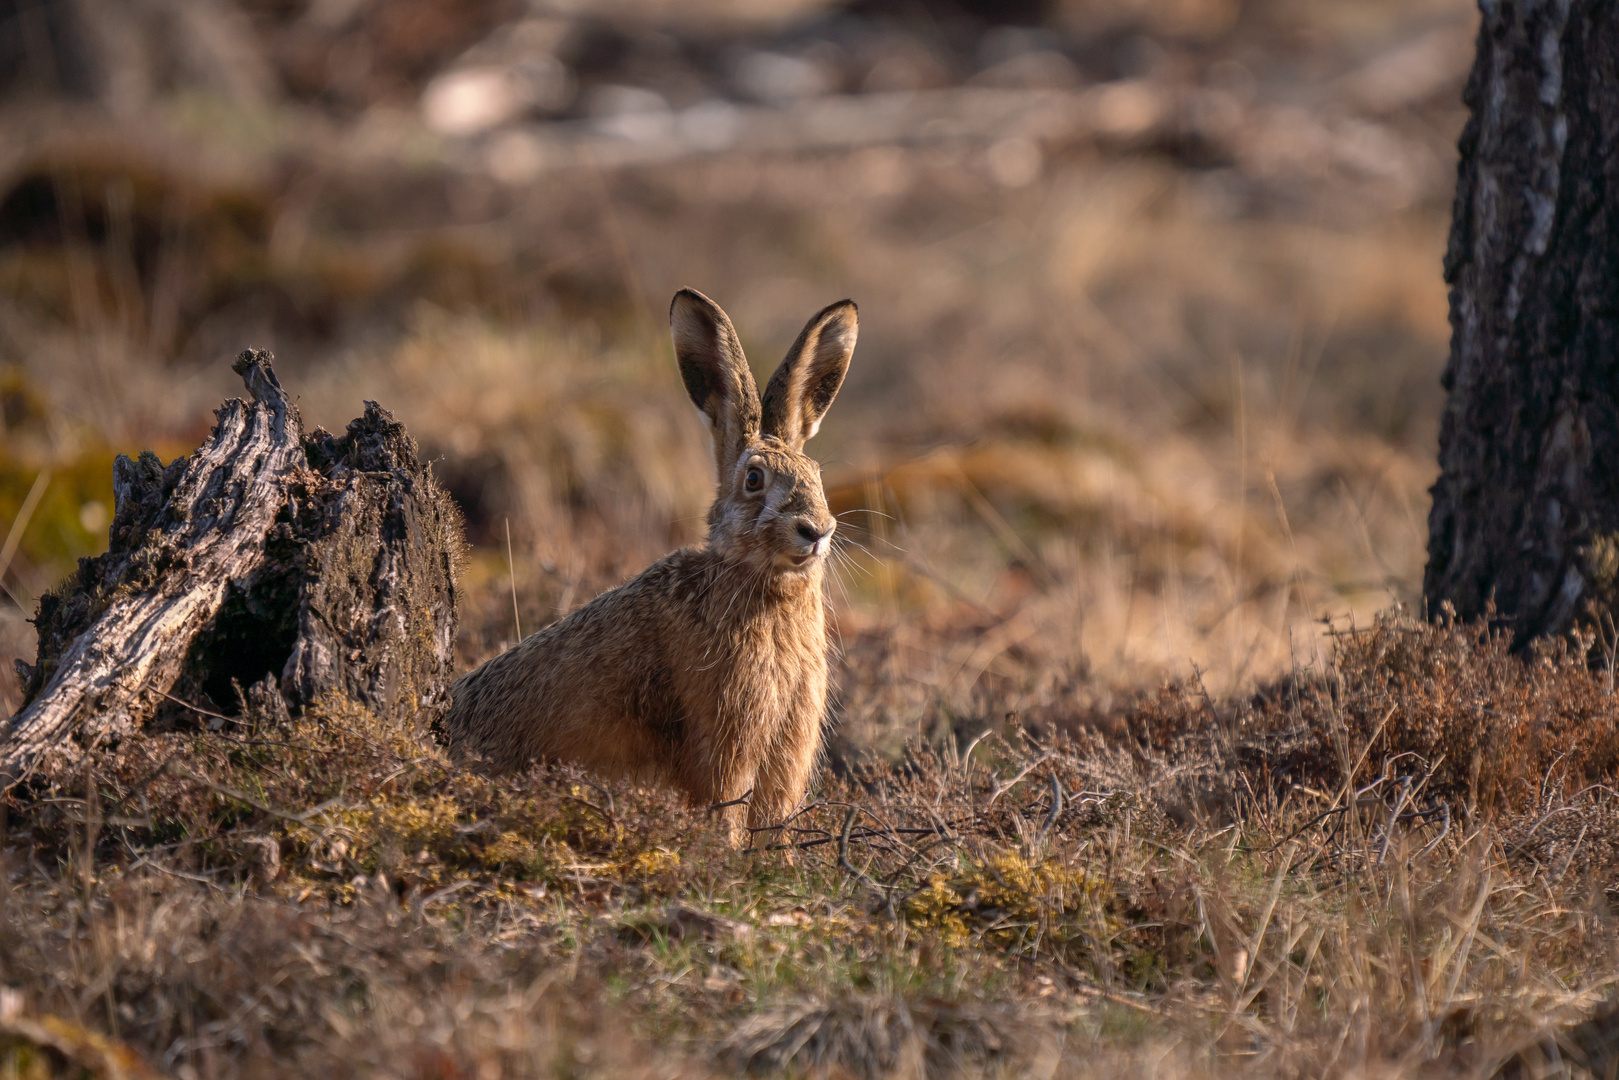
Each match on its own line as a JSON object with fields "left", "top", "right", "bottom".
{"left": 777, "top": 546, "right": 823, "bottom": 571}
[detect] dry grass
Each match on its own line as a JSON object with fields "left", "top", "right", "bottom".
{"left": 7, "top": 613, "right": 1619, "bottom": 1078}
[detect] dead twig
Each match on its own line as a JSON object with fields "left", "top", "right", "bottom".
{"left": 837, "top": 806, "right": 898, "bottom": 919}
{"left": 707, "top": 790, "right": 752, "bottom": 813}
{"left": 985, "top": 755, "right": 1050, "bottom": 808}
{"left": 1039, "top": 771, "right": 1063, "bottom": 842}
{"left": 561, "top": 795, "right": 619, "bottom": 835}
{"left": 1376, "top": 775, "right": 1413, "bottom": 865}
{"left": 168, "top": 763, "right": 341, "bottom": 826}
{"left": 1415, "top": 802, "right": 1451, "bottom": 857}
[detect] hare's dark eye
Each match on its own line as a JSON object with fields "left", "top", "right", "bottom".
{"left": 744, "top": 466, "right": 765, "bottom": 493}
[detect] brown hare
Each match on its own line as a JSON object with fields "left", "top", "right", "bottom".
{"left": 439, "top": 288, "right": 856, "bottom": 839}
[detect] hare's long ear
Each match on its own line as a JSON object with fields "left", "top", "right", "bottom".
{"left": 671, "top": 288, "right": 761, "bottom": 477}
{"left": 760, "top": 300, "right": 857, "bottom": 451}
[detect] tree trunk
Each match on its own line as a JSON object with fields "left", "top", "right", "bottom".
{"left": 2, "top": 350, "right": 463, "bottom": 787}
{"left": 1424, "top": 1, "right": 1619, "bottom": 645}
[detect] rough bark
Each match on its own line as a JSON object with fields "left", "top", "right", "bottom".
{"left": 2, "top": 350, "right": 462, "bottom": 786}
{"left": 1424, "top": 1, "right": 1619, "bottom": 645}
{"left": 279, "top": 406, "right": 464, "bottom": 718}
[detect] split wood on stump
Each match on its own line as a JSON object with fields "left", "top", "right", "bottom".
{"left": 1, "top": 350, "right": 463, "bottom": 787}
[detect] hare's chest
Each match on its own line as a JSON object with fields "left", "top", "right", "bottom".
{"left": 711, "top": 616, "right": 826, "bottom": 725}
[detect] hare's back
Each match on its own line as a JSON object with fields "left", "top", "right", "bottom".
{"left": 440, "top": 548, "right": 711, "bottom": 771}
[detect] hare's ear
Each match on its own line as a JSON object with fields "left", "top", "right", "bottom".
{"left": 760, "top": 299, "right": 857, "bottom": 451}
{"left": 671, "top": 288, "right": 761, "bottom": 476}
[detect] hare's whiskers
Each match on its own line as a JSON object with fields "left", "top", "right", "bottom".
{"left": 828, "top": 548, "right": 863, "bottom": 588}
{"left": 834, "top": 534, "right": 882, "bottom": 561}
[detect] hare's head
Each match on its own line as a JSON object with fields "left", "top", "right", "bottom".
{"left": 671, "top": 288, "right": 856, "bottom": 578}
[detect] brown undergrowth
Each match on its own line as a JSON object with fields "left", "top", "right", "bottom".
{"left": 6, "top": 609, "right": 1619, "bottom": 1077}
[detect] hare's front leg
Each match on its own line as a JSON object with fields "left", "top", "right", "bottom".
{"left": 714, "top": 770, "right": 756, "bottom": 848}
{"left": 747, "top": 721, "right": 820, "bottom": 845}
{"left": 679, "top": 740, "right": 756, "bottom": 847}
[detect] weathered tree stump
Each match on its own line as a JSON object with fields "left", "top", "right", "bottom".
{"left": 2, "top": 350, "right": 462, "bottom": 786}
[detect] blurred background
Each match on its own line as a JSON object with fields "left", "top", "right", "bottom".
{"left": 0, "top": 0, "right": 1474, "bottom": 749}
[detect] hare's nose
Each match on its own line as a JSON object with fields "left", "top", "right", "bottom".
{"left": 796, "top": 521, "right": 833, "bottom": 545}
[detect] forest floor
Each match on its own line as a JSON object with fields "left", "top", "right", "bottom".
{"left": 9, "top": 0, "right": 1619, "bottom": 1076}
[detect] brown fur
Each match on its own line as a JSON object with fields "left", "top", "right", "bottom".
{"left": 439, "top": 289, "right": 857, "bottom": 838}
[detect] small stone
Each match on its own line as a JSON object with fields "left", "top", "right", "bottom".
{"left": 244, "top": 835, "right": 282, "bottom": 881}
